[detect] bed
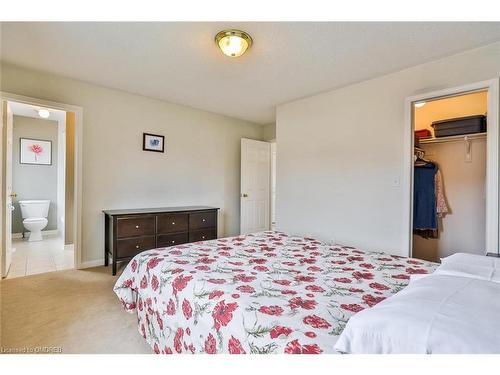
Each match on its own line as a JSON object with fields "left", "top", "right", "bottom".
{"left": 114, "top": 231, "right": 437, "bottom": 354}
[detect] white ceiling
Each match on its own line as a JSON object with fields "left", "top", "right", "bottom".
{"left": 2, "top": 22, "right": 500, "bottom": 124}
{"left": 9, "top": 101, "right": 66, "bottom": 123}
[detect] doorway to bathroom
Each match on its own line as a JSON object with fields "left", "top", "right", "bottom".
{"left": 1, "top": 94, "right": 82, "bottom": 279}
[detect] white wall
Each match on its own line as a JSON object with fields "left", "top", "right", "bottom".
{"left": 276, "top": 42, "right": 500, "bottom": 256}
{"left": 1, "top": 63, "right": 265, "bottom": 265}
{"left": 262, "top": 123, "right": 276, "bottom": 141}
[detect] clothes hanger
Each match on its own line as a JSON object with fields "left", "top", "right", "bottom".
{"left": 414, "top": 148, "right": 432, "bottom": 167}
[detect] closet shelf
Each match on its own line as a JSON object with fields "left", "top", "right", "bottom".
{"left": 419, "top": 132, "right": 486, "bottom": 145}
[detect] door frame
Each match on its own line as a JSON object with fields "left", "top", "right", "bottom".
{"left": 0, "top": 91, "right": 84, "bottom": 270}
{"left": 402, "top": 78, "right": 500, "bottom": 258}
{"left": 1, "top": 101, "right": 13, "bottom": 277}
{"left": 270, "top": 140, "right": 277, "bottom": 230}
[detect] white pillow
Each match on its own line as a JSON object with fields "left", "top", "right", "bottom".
{"left": 335, "top": 274, "right": 500, "bottom": 354}
{"left": 441, "top": 252, "right": 500, "bottom": 268}
{"left": 434, "top": 262, "right": 500, "bottom": 283}
{"left": 438, "top": 253, "right": 500, "bottom": 283}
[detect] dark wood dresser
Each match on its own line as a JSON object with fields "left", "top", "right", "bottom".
{"left": 103, "top": 206, "right": 219, "bottom": 275}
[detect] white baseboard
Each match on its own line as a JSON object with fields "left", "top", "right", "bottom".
{"left": 12, "top": 229, "right": 60, "bottom": 239}
{"left": 78, "top": 258, "right": 105, "bottom": 269}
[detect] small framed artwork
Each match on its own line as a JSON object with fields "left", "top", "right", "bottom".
{"left": 143, "top": 133, "right": 165, "bottom": 153}
{"left": 20, "top": 138, "right": 52, "bottom": 165}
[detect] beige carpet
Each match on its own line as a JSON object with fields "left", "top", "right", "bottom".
{"left": 0, "top": 266, "right": 151, "bottom": 354}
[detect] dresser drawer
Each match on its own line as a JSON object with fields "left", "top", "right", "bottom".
{"left": 189, "top": 228, "right": 217, "bottom": 242}
{"left": 189, "top": 211, "right": 216, "bottom": 230}
{"left": 116, "top": 216, "right": 155, "bottom": 238}
{"left": 157, "top": 232, "right": 189, "bottom": 248}
{"left": 116, "top": 235, "right": 156, "bottom": 258}
{"left": 157, "top": 213, "right": 188, "bottom": 234}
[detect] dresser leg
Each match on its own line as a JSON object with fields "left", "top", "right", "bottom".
{"left": 112, "top": 261, "right": 117, "bottom": 276}
{"left": 104, "top": 214, "right": 109, "bottom": 266}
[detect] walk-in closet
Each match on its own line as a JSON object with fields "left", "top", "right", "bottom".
{"left": 412, "top": 91, "right": 487, "bottom": 262}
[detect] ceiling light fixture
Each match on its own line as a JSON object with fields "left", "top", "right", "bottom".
{"left": 414, "top": 102, "right": 426, "bottom": 108}
{"left": 215, "top": 29, "right": 252, "bottom": 58}
{"left": 38, "top": 109, "right": 50, "bottom": 118}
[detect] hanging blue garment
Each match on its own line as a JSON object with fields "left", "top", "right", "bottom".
{"left": 413, "top": 162, "right": 437, "bottom": 230}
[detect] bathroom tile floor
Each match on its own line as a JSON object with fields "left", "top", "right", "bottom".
{"left": 6, "top": 235, "right": 74, "bottom": 279}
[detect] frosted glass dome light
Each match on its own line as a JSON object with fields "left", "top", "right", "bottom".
{"left": 215, "top": 29, "right": 253, "bottom": 58}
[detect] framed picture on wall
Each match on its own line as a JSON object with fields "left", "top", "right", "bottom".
{"left": 143, "top": 133, "right": 165, "bottom": 153}
{"left": 20, "top": 138, "right": 52, "bottom": 165}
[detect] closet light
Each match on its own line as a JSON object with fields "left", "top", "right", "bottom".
{"left": 38, "top": 109, "right": 50, "bottom": 118}
{"left": 215, "top": 29, "right": 253, "bottom": 57}
{"left": 414, "top": 102, "right": 426, "bottom": 108}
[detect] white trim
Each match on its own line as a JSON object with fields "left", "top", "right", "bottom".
{"left": 0, "top": 91, "right": 84, "bottom": 269}
{"left": 56, "top": 115, "right": 66, "bottom": 239}
{"left": 11, "top": 229, "right": 60, "bottom": 239}
{"left": 79, "top": 259, "right": 105, "bottom": 269}
{"left": 270, "top": 141, "right": 277, "bottom": 230}
{"left": 403, "top": 78, "right": 500, "bottom": 257}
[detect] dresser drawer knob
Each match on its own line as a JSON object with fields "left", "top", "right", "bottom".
{"left": 135, "top": 225, "right": 139, "bottom": 229}
{"left": 172, "top": 222, "right": 175, "bottom": 225}
{"left": 202, "top": 219, "right": 206, "bottom": 222}
{"left": 135, "top": 245, "right": 140, "bottom": 249}
{"left": 171, "top": 240, "right": 175, "bottom": 244}
{"left": 202, "top": 236, "right": 205, "bottom": 239}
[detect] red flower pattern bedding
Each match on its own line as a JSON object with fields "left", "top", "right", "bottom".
{"left": 114, "top": 231, "right": 437, "bottom": 354}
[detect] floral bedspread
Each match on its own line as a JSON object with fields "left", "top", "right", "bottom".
{"left": 114, "top": 231, "right": 437, "bottom": 354}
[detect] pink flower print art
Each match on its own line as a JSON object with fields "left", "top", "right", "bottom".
{"left": 20, "top": 138, "right": 52, "bottom": 165}
{"left": 30, "top": 144, "right": 43, "bottom": 161}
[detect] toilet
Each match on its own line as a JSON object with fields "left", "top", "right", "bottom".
{"left": 19, "top": 200, "right": 50, "bottom": 241}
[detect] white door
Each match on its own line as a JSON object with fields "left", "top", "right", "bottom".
{"left": 240, "top": 138, "right": 271, "bottom": 234}
{"left": 270, "top": 142, "right": 277, "bottom": 230}
{"left": 2, "top": 100, "right": 13, "bottom": 277}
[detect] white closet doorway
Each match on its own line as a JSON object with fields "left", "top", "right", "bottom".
{"left": 403, "top": 79, "right": 499, "bottom": 261}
